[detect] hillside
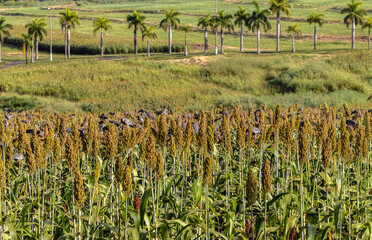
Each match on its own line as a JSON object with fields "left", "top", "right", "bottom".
{"left": 0, "top": 51, "right": 371, "bottom": 112}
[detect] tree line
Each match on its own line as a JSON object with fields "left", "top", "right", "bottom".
{"left": 0, "top": 0, "right": 372, "bottom": 64}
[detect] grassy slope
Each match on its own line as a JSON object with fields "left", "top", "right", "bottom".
{"left": 0, "top": 51, "right": 371, "bottom": 112}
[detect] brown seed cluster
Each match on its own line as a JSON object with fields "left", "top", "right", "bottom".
{"left": 122, "top": 165, "right": 132, "bottom": 196}
{"left": 262, "top": 159, "right": 271, "bottom": 194}
{"left": 74, "top": 170, "right": 85, "bottom": 208}
{"left": 203, "top": 155, "right": 214, "bottom": 186}
{"left": 246, "top": 169, "right": 258, "bottom": 207}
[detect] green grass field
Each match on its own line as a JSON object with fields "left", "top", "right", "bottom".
{"left": 0, "top": 51, "right": 371, "bottom": 112}
{"left": 0, "top": 0, "right": 372, "bottom": 112}
{"left": 1, "top": 0, "right": 372, "bottom": 55}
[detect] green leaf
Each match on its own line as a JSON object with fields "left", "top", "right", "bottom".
{"left": 140, "top": 188, "right": 152, "bottom": 228}
{"left": 307, "top": 225, "right": 316, "bottom": 240}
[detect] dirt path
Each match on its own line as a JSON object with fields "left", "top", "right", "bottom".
{"left": 0, "top": 61, "right": 23, "bottom": 70}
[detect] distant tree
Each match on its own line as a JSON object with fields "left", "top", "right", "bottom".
{"left": 21, "top": 33, "right": 33, "bottom": 65}
{"left": 25, "top": 18, "right": 47, "bottom": 60}
{"left": 179, "top": 24, "right": 191, "bottom": 56}
{"left": 213, "top": 11, "right": 234, "bottom": 54}
{"left": 362, "top": 17, "right": 372, "bottom": 50}
{"left": 127, "top": 11, "right": 146, "bottom": 55}
{"left": 142, "top": 25, "right": 157, "bottom": 57}
{"left": 0, "top": 17, "right": 13, "bottom": 63}
{"left": 234, "top": 6, "right": 250, "bottom": 52}
{"left": 93, "top": 17, "right": 112, "bottom": 57}
{"left": 160, "top": 7, "right": 180, "bottom": 54}
{"left": 341, "top": 0, "right": 366, "bottom": 49}
{"left": 307, "top": 12, "right": 325, "bottom": 50}
{"left": 59, "top": 8, "right": 80, "bottom": 60}
{"left": 246, "top": 1, "right": 271, "bottom": 54}
{"left": 269, "top": 0, "right": 292, "bottom": 51}
{"left": 197, "top": 14, "right": 213, "bottom": 53}
{"left": 286, "top": 23, "right": 301, "bottom": 53}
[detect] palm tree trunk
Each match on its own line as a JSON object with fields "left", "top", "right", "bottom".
{"left": 67, "top": 28, "right": 71, "bottom": 58}
{"left": 204, "top": 28, "right": 208, "bottom": 52}
{"left": 352, "top": 20, "right": 355, "bottom": 49}
{"left": 257, "top": 26, "right": 261, "bottom": 54}
{"left": 240, "top": 23, "right": 244, "bottom": 52}
{"left": 221, "top": 28, "right": 224, "bottom": 54}
{"left": 134, "top": 28, "right": 137, "bottom": 55}
{"left": 35, "top": 38, "right": 39, "bottom": 60}
{"left": 64, "top": 28, "right": 67, "bottom": 61}
{"left": 26, "top": 46, "right": 28, "bottom": 65}
{"left": 147, "top": 39, "right": 150, "bottom": 57}
{"left": 276, "top": 12, "right": 280, "bottom": 51}
{"left": 169, "top": 25, "right": 172, "bottom": 54}
{"left": 292, "top": 36, "right": 295, "bottom": 53}
{"left": 368, "top": 28, "right": 371, "bottom": 50}
{"left": 184, "top": 33, "right": 188, "bottom": 56}
{"left": 215, "top": 29, "right": 218, "bottom": 55}
{"left": 31, "top": 46, "right": 34, "bottom": 63}
{"left": 0, "top": 41, "right": 2, "bottom": 63}
{"left": 101, "top": 31, "right": 104, "bottom": 57}
{"left": 314, "top": 25, "right": 317, "bottom": 50}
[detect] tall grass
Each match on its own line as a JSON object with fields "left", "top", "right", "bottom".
{"left": 0, "top": 52, "right": 371, "bottom": 112}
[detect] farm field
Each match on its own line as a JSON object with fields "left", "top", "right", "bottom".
{"left": 0, "top": 105, "right": 371, "bottom": 239}
{"left": 0, "top": 0, "right": 372, "bottom": 238}
{"left": 1, "top": 0, "right": 372, "bottom": 55}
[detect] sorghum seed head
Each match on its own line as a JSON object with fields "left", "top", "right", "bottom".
{"left": 133, "top": 195, "right": 141, "bottom": 213}
{"left": 299, "top": 125, "right": 309, "bottom": 166}
{"left": 25, "top": 144, "right": 35, "bottom": 173}
{"left": 322, "top": 137, "right": 332, "bottom": 169}
{"left": 203, "top": 155, "right": 214, "bottom": 186}
{"left": 74, "top": 170, "right": 85, "bottom": 209}
{"left": 122, "top": 165, "right": 132, "bottom": 196}
{"left": 114, "top": 157, "right": 124, "bottom": 184}
{"left": 246, "top": 169, "right": 258, "bottom": 207}
{"left": 262, "top": 159, "right": 271, "bottom": 194}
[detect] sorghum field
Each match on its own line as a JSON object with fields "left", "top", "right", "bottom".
{"left": 0, "top": 103, "right": 371, "bottom": 239}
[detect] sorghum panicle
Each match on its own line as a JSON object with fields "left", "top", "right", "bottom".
{"left": 203, "top": 155, "right": 214, "bottom": 186}
{"left": 74, "top": 170, "right": 85, "bottom": 209}
{"left": 122, "top": 165, "right": 132, "bottom": 196}
{"left": 246, "top": 169, "right": 258, "bottom": 207}
{"left": 25, "top": 144, "right": 35, "bottom": 173}
{"left": 262, "top": 159, "right": 271, "bottom": 194}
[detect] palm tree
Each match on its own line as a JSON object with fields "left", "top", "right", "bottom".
{"left": 362, "top": 17, "right": 372, "bottom": 50}
{"left": 93, "top": 17, "right": 112, "bottom": 57}
{"left": 25, "top": 18, "right": 47, "bottom": 60}
{"left": 246, "top": 1, "right": 271, "bottom": 54}
{"left": 234, "top": 6, "right": 250, "bottom": 52}
{"left": 286, "top": 23, "right": 301, "bottom": 53}
{"left": 59, "top": 8, "right": 80, "bottom": 60}
{"left": 197, "top": 14, "right": 213, "bottom": 53}
{"left": 341, "top": 0, "right": 366, "bottom": 49}
{"left": 21, "top": 33, "right": 33, "bottom": 65}
{"left": 160, "top": 7, "right": 180, "bottom": 54}
{"left": 307, "top": 12, "right": 325, "bottom": 50}
{"left": 213, "top": 11, "right": 234, "bottom": 54}
{"left": 180, "top": 24, "right": 191, "bottom": 56}
{"left": 269, "top": 0, "right": 292, "bottom": 52}
{"left": 142, "top": 26, "right": 157, "bottom": 57}
{"left": 0, "top": 17, "right": 13, "bottom": 63}
{"left": 126, "top": 11, "right": 146, "bottom": 55}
